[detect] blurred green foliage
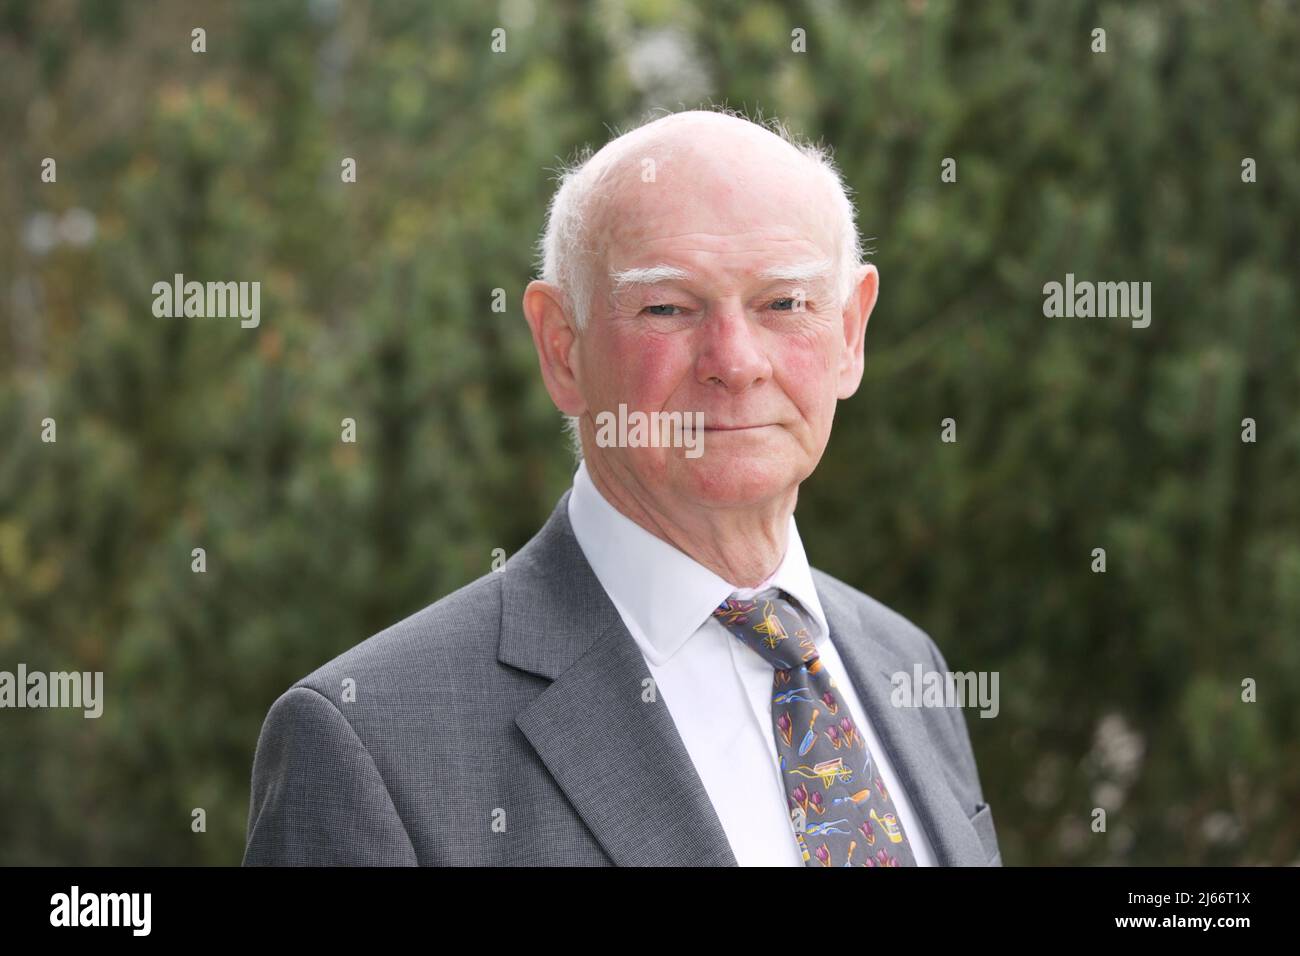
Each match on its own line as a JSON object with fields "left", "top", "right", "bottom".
{"left": 1, "top": 0, "right": 1297, "bottom": 865}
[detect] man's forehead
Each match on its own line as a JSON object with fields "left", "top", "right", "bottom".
{"left": 581, "top": 120, "right": 842, "bottom": 297}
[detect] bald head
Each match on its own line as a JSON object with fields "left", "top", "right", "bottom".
{"left": 537, "top": 109, "right": 863, "bottom": 332}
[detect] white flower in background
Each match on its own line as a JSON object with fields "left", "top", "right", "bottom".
{"left": 59, "top": 208, "right": 96, "bottom": 246}
{"left": 22, "top": 212, "right": 58, "bottom": 255}
{"left": 625, "top": 28, "right": 711, "bottom": 104}
{"left": 21, "top": 208, "right": 97, "bottom": 253}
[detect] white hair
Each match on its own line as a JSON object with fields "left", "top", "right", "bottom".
{"left": 533, "top": 106, "right": 867, "bottom": 460}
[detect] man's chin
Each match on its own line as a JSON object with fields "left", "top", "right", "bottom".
{"left": 669, "top": 454, "right": 800, "bottom": 510}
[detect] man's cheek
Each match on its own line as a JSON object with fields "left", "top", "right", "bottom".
{"left": 610, "top": 340, "right": 682, "bottom": 402}
{"left": 775, "top": 342, "right": 832, "bottom": 392}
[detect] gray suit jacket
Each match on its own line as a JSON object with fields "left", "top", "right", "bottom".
{"left": 244, "top": 490, "right": 1001, "bottom": 866}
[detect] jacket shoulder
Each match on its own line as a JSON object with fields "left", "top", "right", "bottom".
{"left": 810, "top": 566, "right": 938, "bottom": 661}
{"left": 290, "top": 570, "right": 505, "bottom": 699}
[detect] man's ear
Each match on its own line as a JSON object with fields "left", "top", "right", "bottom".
{"left": 522, "top": 280, "right": 586, "bottom": 416}
{"left": 836, "top": 263, "right": 878, "bottom": 400}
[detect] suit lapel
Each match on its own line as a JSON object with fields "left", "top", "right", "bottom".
{"left": 815, "top": 574, "right": 990, "bottom": 866}
{"left": 503, "top": 491, "right": 737, "bottom": 867}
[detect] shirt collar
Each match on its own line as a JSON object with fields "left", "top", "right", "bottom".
{"left": 567, "top": 460, "right": 829, "bottom": 666}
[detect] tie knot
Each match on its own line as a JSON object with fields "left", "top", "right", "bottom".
{"left": 712, "top": 587, "right": 819, "bottom": 672}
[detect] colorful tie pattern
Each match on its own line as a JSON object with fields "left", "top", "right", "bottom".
{"left": 713, "top": 588, "right": 918, "bottom": 867}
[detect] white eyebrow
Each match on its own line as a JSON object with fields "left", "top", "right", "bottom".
{"left": 756, "top": 258, "right": 836, "bottom": 284}
{"left": 608, "top": 258, "right": 835, "bottom": 294}
{"left": 608, "top": 265, "right": 691, "bottom": 293}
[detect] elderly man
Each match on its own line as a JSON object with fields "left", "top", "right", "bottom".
{"left": 244, "top": 108, "right": 1000, "bottom": 867}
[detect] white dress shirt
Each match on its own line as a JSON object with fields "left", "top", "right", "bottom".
{"left": 567, "top": 461, "right": 936, "bottom": 866}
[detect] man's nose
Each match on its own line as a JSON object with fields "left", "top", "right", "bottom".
{"left": 695, "top": 306, "right": 772, "bottom": 392}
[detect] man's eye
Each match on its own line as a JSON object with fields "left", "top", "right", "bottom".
{"left": 770, "top": 297, "right": 798, "bottom": 311}
{"left": 643, "top": 304, "right": 682, "bottom": 317}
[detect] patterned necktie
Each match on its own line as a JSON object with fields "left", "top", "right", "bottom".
{"left": 713, "top": 588, "right": 918, "bottom": 867}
